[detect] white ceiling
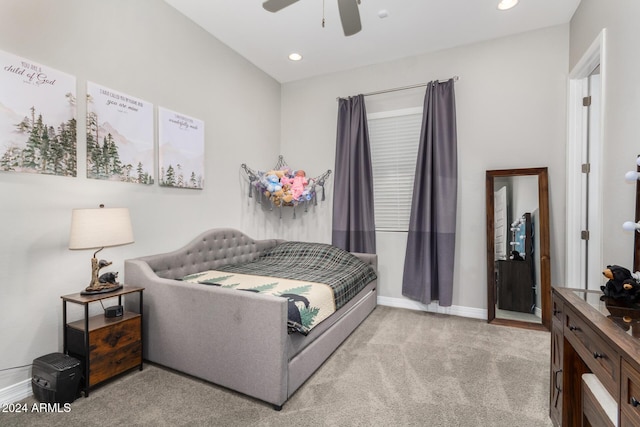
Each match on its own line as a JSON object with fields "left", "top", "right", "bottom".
{"left": 164, "top": 0, "right": 581, "bottom": 83}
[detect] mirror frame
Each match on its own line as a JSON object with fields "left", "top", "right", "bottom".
{"left": 486, "top": 167, "right": 551, "bottom": 331}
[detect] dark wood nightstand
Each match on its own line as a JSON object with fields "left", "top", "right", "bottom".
{"left": 61, "top": 285, "right": 144, "bottom": 397}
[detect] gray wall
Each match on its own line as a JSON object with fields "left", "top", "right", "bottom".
{"left": 0, "top": 0, "right": 281, "bottom": 390}
{"left": 280, "top": 25, "right": 569, "bottom": 314}
{"left": 570, "top": 0, "right": 640, "bottom": 270}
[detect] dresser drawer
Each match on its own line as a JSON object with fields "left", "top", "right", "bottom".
{"left": 552, "top": 295, "right": 564, "bottom": 323}
{"left": 621, "top": 359, "right": 640, "bottom": 426}
{"left": 89, "top": 341, "right": 142, "bottom": 386}
{"left": 582, "top": 373, "right": 617, "bottom": 427}
{"left": 622, "top": 410, "right": 638, "bottom": 427}
{"left": 88, "top": 316, "right": 141, "bottom": 358}
{"left": 564, "top": 307, "right": 619, "bottom": 399}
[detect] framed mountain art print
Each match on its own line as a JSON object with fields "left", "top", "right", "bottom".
{"left": 158, "top": 107, "right": 204, "bottom": 189}
{"left": 0, "top": 49, "right": 77, "bottom": 176}
{"left": 86, "top": 81, "right": 154, "bottom": 184}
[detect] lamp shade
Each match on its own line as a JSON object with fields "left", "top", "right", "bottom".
{"left": 69, "top": 207, "right": 134, "bottom": 250}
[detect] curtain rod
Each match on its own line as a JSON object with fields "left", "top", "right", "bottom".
{"left": 336, "top": 76, "right": 459, "bottom": 101}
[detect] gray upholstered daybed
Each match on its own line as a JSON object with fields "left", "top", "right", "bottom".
{"left": 124, "top": 228, "right": 377, "bottom": 409}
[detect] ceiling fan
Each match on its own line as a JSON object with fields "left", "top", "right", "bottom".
{"left": 263, "top": 0, "right": 362, "bottom": 37}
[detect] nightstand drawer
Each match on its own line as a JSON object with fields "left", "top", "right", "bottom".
{"left": 564, "top": 307, "right": 619, "bottom": 399}
{"left": 88, "top": 316, "right": 141, "bottom": 358}
{"left": 67, "top": 313, "right": 140, "bottom": 356}
{"left": 89, "top": 341, "right": 142, "bottom": 386}
{"left": 622, "top": 359, "right": 640, "bottom": 425}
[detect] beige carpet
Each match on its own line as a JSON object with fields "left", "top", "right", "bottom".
{"left": 3, "top": 306, "right": 552, "bottom": 426}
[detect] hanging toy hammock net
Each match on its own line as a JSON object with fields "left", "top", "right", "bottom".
{"left": 241, "top": 156, "right": 331, "bottom": 217}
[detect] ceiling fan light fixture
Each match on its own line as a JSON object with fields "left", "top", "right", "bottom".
{"left": 264, "top": 0, "right": 362, "bottom": 37}
{"left": 497, "top": 0, "right": 519, "bottom": 11}
{"left": 288, "top": 53, "right": 303, "bottom": 61}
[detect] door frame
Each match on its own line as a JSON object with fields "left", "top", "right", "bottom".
{"left": 566, "top": 29, "right": 606, "bottom": 289}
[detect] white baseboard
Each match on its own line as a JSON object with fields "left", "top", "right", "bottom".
{"left": 0, "top": 378, "right": 32, "bottom": 405}
{"left": 535, "top": 306, "right": 542, "bottom": 319}
{"left": 377, "top": 296, "right": 487, "bottom": 320}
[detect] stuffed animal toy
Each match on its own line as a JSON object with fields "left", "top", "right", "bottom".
{"left": 255, "top": 166, "right": 317, "bottom": 207}
{"left": 266, "top": 174, "right": 282, "bottom": 193}
{"left": 282, "top": 192, "right": 294, "bottom": 205}
{"left": 601, "top": 265, "right": 640, "bottom": 302}
{"left": 272, "top": 189, "right": 284, "bottom": 206}
{"left": 280, "top": 175, "right": 293, "bottom": 188}
{"left": 269, "top": 188, "right": 294, "bottom": 207}
{"left": 259, "top": 173, "right": 271, "bottom": 193}
{"left": 289, "top": 170, "right": 308, "bottom": 200}
{"left": 267, "top": 168, "right": 289, "bottom": 179}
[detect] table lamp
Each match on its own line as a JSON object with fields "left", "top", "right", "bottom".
{"left": 69, "top": 204, "right": 134, "bottom": 295}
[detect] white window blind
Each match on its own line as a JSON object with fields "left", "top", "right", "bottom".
{"left": 368, "top": 108, "right": 423, "bottom": 231}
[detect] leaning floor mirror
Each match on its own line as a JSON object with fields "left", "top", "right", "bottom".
{"left": 486, "top": 167, "right": 551, "bottom": 331}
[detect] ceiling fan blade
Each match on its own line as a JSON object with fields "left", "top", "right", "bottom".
{"left": 337, "top": 0, "right": 362, "bottom": 36}
{"left": 263, "top": 0, "right": 299, "bottom": 13}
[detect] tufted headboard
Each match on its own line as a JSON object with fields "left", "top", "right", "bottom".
{"left": 135, "top": 228, "right": 282, "bottom": 280}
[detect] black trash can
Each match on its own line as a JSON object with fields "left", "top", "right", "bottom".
{"left": 32, "top": 353, "right": 81, "bottom": 404}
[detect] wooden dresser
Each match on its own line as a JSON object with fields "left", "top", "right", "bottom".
{"left": 551, "top": 287, "right": 640, "bottom": 426}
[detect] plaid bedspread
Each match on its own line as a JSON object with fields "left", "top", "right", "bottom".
{"left": 181, "top": 242, "right": 377, "bottom": 335}
{"left": 218, "top": 242, "right": 377, "bottom": 310}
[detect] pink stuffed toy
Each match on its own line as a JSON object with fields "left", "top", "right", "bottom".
{"left": 290, "top": 170, "right": 308, "bottom": 200}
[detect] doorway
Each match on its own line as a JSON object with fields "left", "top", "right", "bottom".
{"left": 566, "top": 30, "right": 606, "bottom": 290}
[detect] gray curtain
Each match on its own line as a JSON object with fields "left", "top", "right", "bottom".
{"left": 332, "top": 95, "right": 376, "bottom": 254}
{"left": 402, "top": 79, "right": 457, "bottom": 306}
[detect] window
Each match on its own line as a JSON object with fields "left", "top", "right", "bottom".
{"left": 368, "top": 108, "right": 422, "bottom": 231}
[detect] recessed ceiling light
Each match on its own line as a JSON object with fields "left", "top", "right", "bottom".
{"left": 497, "top": 0, "right": 519, "bottom": 10}
{"left": 288, "top": 53, "right": 303, "bottom": 61}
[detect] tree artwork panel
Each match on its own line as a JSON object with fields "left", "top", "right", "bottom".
{"left": 86, "top": 82, "right": 154, "bottom": 184}
{"left": 0, "top": 49, "right": 77, "bottom": 176}
{"left": 158, "top": 107, "right": 205, "bottom": 189}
